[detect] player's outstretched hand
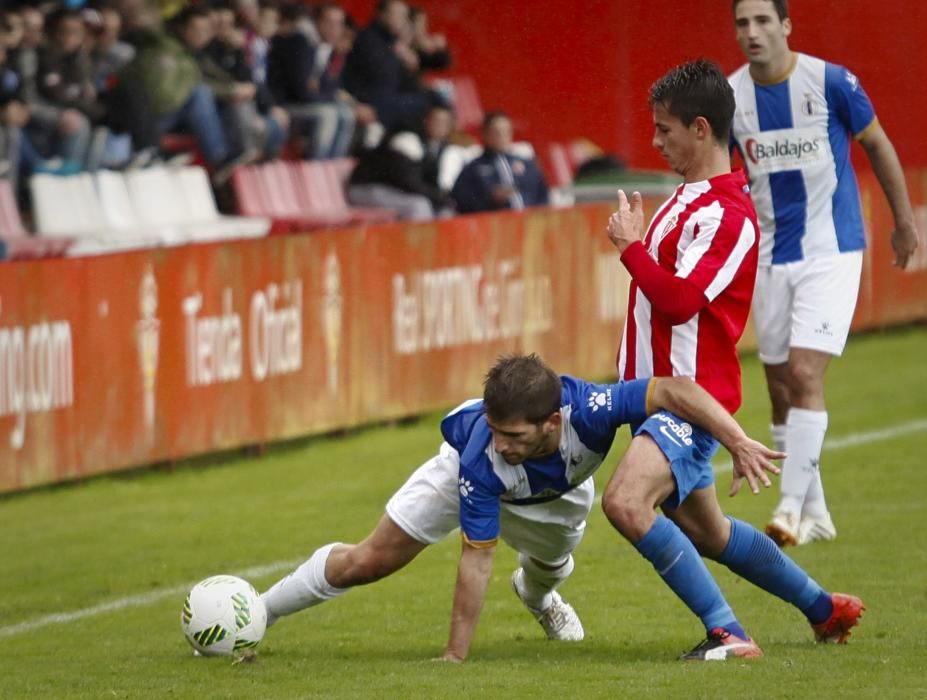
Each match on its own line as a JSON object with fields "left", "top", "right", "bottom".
{"left": 891, "top": 223, "right": 919, "bottom": 269}
{"left": 606, "top": 189, "right": 645, "bottom": 254}
{"left": 729, "top": 438, "right": 784, "bottom": 497}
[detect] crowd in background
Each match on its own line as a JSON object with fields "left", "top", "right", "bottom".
{"left": 0, "top": 0, "right": 549, "bottom": 224}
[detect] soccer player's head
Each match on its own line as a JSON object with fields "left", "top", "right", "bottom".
{"left": 732, "top": 0, "right": 792, "bottom": 65}
{"left": 483, "top": 354, "right": 562, "bottom": 464}
{"left": 647, "top": 59, "right": 735, "bottom": 177}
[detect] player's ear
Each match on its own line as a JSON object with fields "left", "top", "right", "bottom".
{"left": 693, "top": 115, "right": 711, "bottom": 141}
{"left": 782, "top": 17, "right": 792, "bottom": 38}
{"left": 543, "top": 412, "right": 561, "bottom": 434}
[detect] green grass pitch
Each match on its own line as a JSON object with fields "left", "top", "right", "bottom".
{"left": 1, "top": 326, "right": 926, "bottom": 698}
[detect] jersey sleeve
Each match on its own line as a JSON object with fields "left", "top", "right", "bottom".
{"left": 824, "top": 62, "right": 876, "bottom": 138}
{"left": 457, "top": 453, "right": 502, "bottom": 547}
{"left": 675, "top": 202, "right": 757, "bottom": 303}
{"left": 563, "top": 376, "right": 653, "bottom": 451}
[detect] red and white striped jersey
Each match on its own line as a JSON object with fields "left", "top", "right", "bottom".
{"left": 617, "top": 170, "right": 759, "bottom": 413}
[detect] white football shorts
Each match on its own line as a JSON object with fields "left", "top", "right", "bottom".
{"left": 385, "top": 441, "right": 593, "bottom": 565}
{"left": 752, "top": 250, "right": 863, "bottom": 365}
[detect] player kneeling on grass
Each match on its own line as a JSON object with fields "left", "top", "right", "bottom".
{"left": 262, "top": 353, "right": 782, "bottom": 662}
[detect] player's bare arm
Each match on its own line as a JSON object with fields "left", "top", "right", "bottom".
{"left": 649, "top": 376, "right": 783, "bottom": 496}
{"left": 438, "top": 541, "right": 496, "bottom": 662}
{"left": 859, "top": 123, "right": 919, "bottom": 268}
{"left": 606, "top": 189, "right": 645, "bottom": 254}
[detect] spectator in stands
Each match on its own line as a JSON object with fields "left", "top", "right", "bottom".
{"left": 267, "top": 3, "right": 371, "bottom": 159}
{"left": 236, "top": 0, "right": 273, "bottom": 88}
{"left": 347, "top": 102, "right": 454, "bottom": 220}
{"left": 407, "top": 6, "right": 450, "bottom": 83}
{"left": 85, "top": 2, "right": 135, "bottom": 92}
{"left": 114, "top": 2, "right": 240, "bottom": 179}
{"left": 33, "top": 8, "right": 101, "bottom": 167}
{"left": 204, "top": 1, "right": 289, "bottom": 158}
{"left": 175, "top": 5, "right": 283, "bottom": 160}
{"left": 452, "top": 111, "right": 549, "bottom": 214}
{"left": 1, "top": 13, "right": 32, "bottom": 191}
{"left": 341, "top": 0, "right": 432, "bottom": 130}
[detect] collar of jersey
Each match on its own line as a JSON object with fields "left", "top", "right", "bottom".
{"left": 750, "top": 51, "right": 798, "bottom": 86}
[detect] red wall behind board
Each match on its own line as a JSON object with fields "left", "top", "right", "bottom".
{"left": 337, "top": 0, "right": 927, "bottom": 170}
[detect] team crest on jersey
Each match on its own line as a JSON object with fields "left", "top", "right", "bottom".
{"left": 801, "top": 93, "right": 816, "bottom": 117}
{"left": 512, "top": 160, "right": 526, "bottom": 175}
{"left": 660, "top": 214, "right": 679, "bottom": 239}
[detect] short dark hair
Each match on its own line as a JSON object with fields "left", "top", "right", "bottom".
{"left": 174, "top": 5, "right": 211, "bottom": 28}
{"left": 481, "top": 110, "right": 510, "bottom": 132}
{"left": 732, "top": 0, "right": 789, "bottom": 21}
{"left": 483, "top": 354, "right": 561, "bottom": 424}
{"left": 648, "top": 58, "right": 735, "bottom": 145}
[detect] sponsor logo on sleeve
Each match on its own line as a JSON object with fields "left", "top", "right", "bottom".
{"left": 587, "top": 388, "right": 613, "bottom": 412}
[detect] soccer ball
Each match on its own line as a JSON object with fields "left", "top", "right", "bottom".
{"left": 181, "top": 575, "right": 267, "bottom": 656}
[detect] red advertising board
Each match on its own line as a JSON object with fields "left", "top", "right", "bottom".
{"left": 1, "top": 175, "right": 925, "bottom": 493}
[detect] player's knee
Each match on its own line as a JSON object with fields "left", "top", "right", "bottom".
{"left": 601, "top": 489, "right": 646, "bottom": 540}
{"left": 342, "top": 547, "right": 395, "bottom": 585}
{"left": 788, "top": 361, "right": 825, "bottom": 396}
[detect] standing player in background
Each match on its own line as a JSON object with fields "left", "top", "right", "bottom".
{"left": 604, "top": 59, "right": 863, "bottom": 660}
{"left": 728, "top": 0, "right": 919, "bottom": 546}
{"left": 261, "top": 353, "right": 782, "bottom": 662}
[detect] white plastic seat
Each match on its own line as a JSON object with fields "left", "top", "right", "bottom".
{"left": 175, "top": 166, "right": 270, "bottom": 241}
{"left": 125, "top": 166, "right": 191, "bottom": 245}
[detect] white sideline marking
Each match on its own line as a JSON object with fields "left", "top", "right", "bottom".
{"left": 2, "top": 418, "right": 926, "bottom": 641}
{"left": 713, "top": 417, "right": 927, "bottom": 474}
{"left": 0, "top": 559, "right": 299, "bottom": 640}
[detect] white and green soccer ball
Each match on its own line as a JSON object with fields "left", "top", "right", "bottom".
{"left": 181, "top": 575, "right": 267, "bottom": 656}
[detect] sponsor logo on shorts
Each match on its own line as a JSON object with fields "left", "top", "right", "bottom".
{"left": 654, "top": 413, "right": 694, "bottom": 447}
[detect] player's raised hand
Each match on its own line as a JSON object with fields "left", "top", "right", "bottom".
{"left": 606, "top": 189, "right": 645, "bottom": 254}
{"left": 728, "top": 438, "right": 784, "bottom": 497}
{"left": 891, "top": 223, "right": 919, "bottom": 269}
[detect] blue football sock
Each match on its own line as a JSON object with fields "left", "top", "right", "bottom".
{"left": 635, "top": 515, "right": 740, "bottom": 635}
{"left": 716, "top": 517, "right": 833, "bottom": 623}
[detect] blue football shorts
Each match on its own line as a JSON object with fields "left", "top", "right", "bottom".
{"left": 633, "top": 410, "right": 720, "bottom": 509}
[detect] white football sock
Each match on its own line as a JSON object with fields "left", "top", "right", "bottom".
{"left": 802, "top": 471, "right": 829, "bottom": 519}
{"left": 516, "top": 553, "right": 574, "bottom": 613}
{"left": 770, "top": 423, "right": 787, "bottom": 454}
{"left": 261, "top": 542, "right": 348, "bottom": 625}
{"left": 777, "top": 409, "right": 827, "bottom": 517}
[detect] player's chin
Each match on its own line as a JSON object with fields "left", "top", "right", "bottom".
{"left": 500, "top": 452, "right": 522, "bottom": 465}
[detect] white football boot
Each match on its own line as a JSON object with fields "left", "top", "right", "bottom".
{"left": 510, "top": 568, "right": 584, "bottom": 641}
{"left": 798, "top": 512, "right": 837, "bottom": 545}
{"left": 765, "top": 509, "right": 800, "bottom": 547}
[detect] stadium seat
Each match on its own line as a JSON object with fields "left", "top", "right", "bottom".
{"left": 547, "top": 142, "right": 574, "bottom": 189}
{"left": 0, "top": 179, "right": 70, "bottom": 260}
{"left": 429, "top": 75, "right": 484, "bottom": 133}
{"left": 174, "top": 166, "right": 271, "bottom": 241}
{"left": 299, "top": 161, "right": 396, "bottom": 224}
{"left": 123, "top": 167, "right": 192, "bottom": 245}
{"left": 231, "top": 162, "right": 351, "bottom": 232}
{"left": 30, "top": 173, "right": 160, "bottom": 256}
{"left": 94, "top": 170, "right": 169, "bottom": 247}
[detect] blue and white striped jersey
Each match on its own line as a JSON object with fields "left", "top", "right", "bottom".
{"left": 440, "top": 376, "right": 652, "bottom": 546}
{"left": 729, "top": 53, "right": 876, "bottom": 265}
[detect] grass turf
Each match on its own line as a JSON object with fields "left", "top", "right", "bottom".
{"left": 1, "top": 326, "right": 925, "bottom": 698}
